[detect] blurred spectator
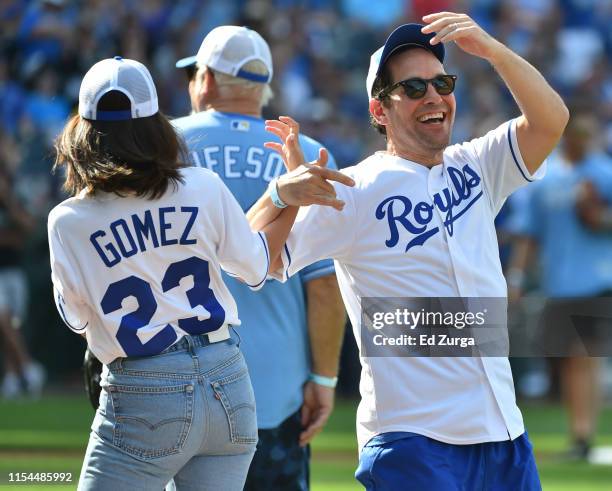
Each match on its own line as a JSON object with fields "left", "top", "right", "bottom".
{"left": 0, "top": 133, "right": 45, "bottom": 399}
{"left": 341, "top": 0, "right": 406, "bottom": 28}
{"left": 16, "top": 0, "right": 76, "bottom": 65}
{"left": 508, "top": 112, "right": 612, "bottom": 460}
{"left": 0, "top": 56, "right": 25, "bottom": 135}
{"left": 23, "top": 65, "right": 69, "bottom": 144}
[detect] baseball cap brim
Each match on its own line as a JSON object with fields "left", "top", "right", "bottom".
{"left": 175, "top": 56, "right": 197, "bottom": 69}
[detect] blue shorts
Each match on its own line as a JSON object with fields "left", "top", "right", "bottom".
{"left": 355, "top": 431, "right": 541, "bottom": 491}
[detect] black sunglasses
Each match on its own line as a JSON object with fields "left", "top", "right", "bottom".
{"left": 377, "top": 75, "right": 457, "bottom": 100}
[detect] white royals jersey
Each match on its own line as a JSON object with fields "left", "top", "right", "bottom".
{"left": 48, "top": 167, "right": 269, "bottom": 364}
{"left": 274, "top": 119, "right": 546, "bottom": 449}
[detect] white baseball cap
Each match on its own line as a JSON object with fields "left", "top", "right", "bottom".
{"left": 175, "top": 26, "right": 273, "bottom": 84}
{"left": 79, "top": 56, "right": 159, "bottom": 121}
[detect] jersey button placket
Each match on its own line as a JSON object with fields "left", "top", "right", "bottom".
{"left": 431, "top": 164, "right": 480, "bottom": 297}
{"left": 427, "top": 165, "right": 461, "bottom": 294}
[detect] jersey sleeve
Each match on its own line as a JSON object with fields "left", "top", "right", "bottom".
{"left": 459, "top": 118, "right": 546, "bottom": 215}
{"left": 299, "top": 259, "right": 335, "bottom": 283}
{"left": 213, "top": 174, "right": 270, "bottom": 291}
{"left": 48, "top": 211, "right": 90, "bottom": 333}
{"left": 270, "top": 176, "right": 356, "bottom": 282}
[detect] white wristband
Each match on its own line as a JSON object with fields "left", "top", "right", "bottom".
{"left": 268, "top": 178, "right": 288, "bottom": 209}
{"left": 309, "top": 373, "right": 338, "bottom": 388}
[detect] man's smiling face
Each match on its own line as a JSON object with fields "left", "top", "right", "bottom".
{"left": 378, "top": 48, "right": 456, "bottom": 162}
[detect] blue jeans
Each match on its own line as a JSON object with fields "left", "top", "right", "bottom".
{"left": 78, "top": 332, "right": 257, "bottom": 491}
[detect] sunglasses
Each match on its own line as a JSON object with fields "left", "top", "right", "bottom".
{"left": 377, "top": 75, "right": 457, "bottom": 100}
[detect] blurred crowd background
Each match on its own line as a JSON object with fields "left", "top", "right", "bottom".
{"left": 0, "top": 0, "right": 611, "bottom": 416}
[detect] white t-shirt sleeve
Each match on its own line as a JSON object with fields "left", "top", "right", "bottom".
{"left": 458, "top": 118, "right": 546, "bottom": 214}
{"left": 48, "top": 211, "right": 90, "bottom": 333}
{"left": 213, "top": 175, "right": 269, "bottom": 291}
{"left": 270, "top": 178, "right": 357, "bottom": 282}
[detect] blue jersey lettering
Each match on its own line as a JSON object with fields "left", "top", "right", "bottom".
{"left": 132, "top": 210, "right": 159, "bottom": 251}
{"left": 91, "top": 207, "right": 199, "bottom": 267}
{"left": 90, "top": 230, "right": 121, "bottom": 267}
{"left": 376, "top": 164, "right": 483, "bottom": 251}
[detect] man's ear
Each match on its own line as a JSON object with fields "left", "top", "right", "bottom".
{"left": 369, "top": 98, "right": 388, "bottom": 127}
{"left": 203, "top": 68, "right": 217, "bottom": 98}
{"left": 190, "top": 67, "right": 216, "bottom": 112}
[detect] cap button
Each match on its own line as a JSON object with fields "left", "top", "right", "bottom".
{"left": 114, "top": 56, "right": 123, "bottom": 61}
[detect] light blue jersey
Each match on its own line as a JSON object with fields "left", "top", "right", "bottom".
{"left": 173, "top": 110, "right": 336, "bottom": 428}
{"left": 515, "top": 152, "right": 612, "bottom": 297}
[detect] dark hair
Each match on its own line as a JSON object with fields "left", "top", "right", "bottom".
{"left": 370, "top": 63, "right": 393, "bottom": 136}
{"left": 54, "top": 91, "right": 186, "bottom": 199}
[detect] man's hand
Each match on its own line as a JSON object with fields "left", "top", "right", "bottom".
{"left": 299, "top": 380, "right": 335, "bottom": 447}
{"left": 423, "top": 11, "right": 568, "bottom": 173}
{"left": 265, "top": 116, "right": 306, "bottom": 172}
{"left": 247, "top": 116, "right": 355, "bottom": 232}
{"left": 421, "top": 12, "right": 504, "bottom": 62}
{"left": 277, "top": 161, "right": 352, "bottom": 211}
{"left": 265, "top": 116, "right": 355, "bottom": 211}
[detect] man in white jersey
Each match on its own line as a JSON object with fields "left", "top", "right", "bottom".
{"left": 250, "top": 12, "right": 568, "bottom": 490}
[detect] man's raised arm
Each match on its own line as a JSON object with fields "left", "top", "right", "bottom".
{"left": 422, "top": 12, "right": 569, "bottom": 173}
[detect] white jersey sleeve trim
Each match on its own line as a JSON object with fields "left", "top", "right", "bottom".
{"left": 225, "top": 231, "right": 269, "bottom": 290}
{"left": 248, "top": 231, "right": 270, "bottom": 290}
{"left": 508, "top": 118, "right": 546, "bottom": 182}
{"left": 267, "top": 243, "right": 290, "bottom": 283}
{"left": 54, "top": 288, "right": 88, "bottom": 333}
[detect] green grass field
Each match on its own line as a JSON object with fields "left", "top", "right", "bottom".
{"left": 1, "top": 396, "right": 611, "bottom": 490}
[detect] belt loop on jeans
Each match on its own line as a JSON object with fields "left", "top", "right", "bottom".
{"left": 185, "top": 334, "right": 197, "bottom": 357}
{"left": 230, "top": 325, "right": 241, "bottom": 347}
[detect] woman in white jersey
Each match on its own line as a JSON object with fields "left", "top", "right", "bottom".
{"left": 48, "top": 57, "right": 349, "bottom": 491}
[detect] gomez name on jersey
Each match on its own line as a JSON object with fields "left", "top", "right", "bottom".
{"left": 90, "top": 206, "right": 199, "bottom": 268}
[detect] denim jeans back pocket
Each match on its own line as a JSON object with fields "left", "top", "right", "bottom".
{"left": 211, "top": 369, "right": 257, "bottom": 445}
{"left": 107, "top": 383, "right": 194, "bottom": 460}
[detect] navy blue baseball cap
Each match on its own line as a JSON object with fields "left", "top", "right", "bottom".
{"left": 366, "top": 23, "right": 445, "bottom": 99}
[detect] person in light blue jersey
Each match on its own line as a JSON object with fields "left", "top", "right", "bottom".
{"left": 509, "top": 111, "right": 612, "bottom": 460}
{"left": 173, "top": 26, "right": 346, "bottom": 490}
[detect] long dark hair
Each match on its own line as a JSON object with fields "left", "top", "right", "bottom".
{"left": 54, "top": 91, "right": 186, "bottom": 199}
